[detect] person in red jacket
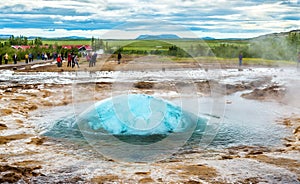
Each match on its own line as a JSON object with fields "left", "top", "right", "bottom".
{"left": 57, "top": 54, "right": 62, "bottom": 67}
{"left": 67, "top": 53, "right": 72, "bottom": 67}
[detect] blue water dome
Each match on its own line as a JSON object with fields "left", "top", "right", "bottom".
{"left": 77, "top": 94, "right": 203, "bottom": 135}
{"left": 75, "top": 94, "right": 207, "bottom": 162}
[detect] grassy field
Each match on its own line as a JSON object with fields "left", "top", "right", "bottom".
{"left": 1, "top": 38, "right": 249, "bottom": 50}
{"left": 105, "top": 39, "right": 250, "bottom": 51}
{"left": 42, "top": 39, "right": 91, "bottom": 45}
{"left": 41, "top": 39, "right": 249, "bottom": 50}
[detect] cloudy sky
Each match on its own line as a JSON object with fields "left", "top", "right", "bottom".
{"left": 0, "top": 0, "right": 299, "bottom": 39}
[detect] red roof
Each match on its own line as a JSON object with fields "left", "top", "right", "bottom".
{"left": 61, "top": 45, "right": 92, "bottom": 51}
{"left": 11, "top": 45, "right": 31, "bottom": 50}
{"left": 62, "top": 45, "right": 73, "bottom": 49}
{"left": 11, "top": 45, "right": 92, "bottom": 51}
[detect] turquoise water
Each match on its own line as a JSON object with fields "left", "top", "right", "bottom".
{"left": 41, "top": 92, "right": 292, "bottom": 161}
{"left": 43, "top": 94, "right": 207, "bottom": 145}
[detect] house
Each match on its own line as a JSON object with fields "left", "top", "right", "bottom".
{"left": 11, "top": 45, "right": 31, "bottom": 50}
{"left": 11, "top": 45, "right": 49, "bottom": 50}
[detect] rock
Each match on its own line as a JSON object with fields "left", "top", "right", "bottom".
{"left": 0, "top": 108, "right": 13, "bottom": 116}
{"left": 135, "top": 171, "right": 150, "bottom": 175}
{"left": 91, "top": 174, "right": 119, "bottom": 183}
{"left": 134, "top": 81, "right": 154, "bottom": 89}
{"left": 0, "top": 164, "right": 42, "bottom": 183}
{"left": 27, "top": 137, "right": 46, "bottom": 145}
{"left": 139, "top": 177, "right": 154, "bottom": 183}
{"left": 0, "top": 123, "right": 8, "bottom": 130}
{"left": 0, "top": 134, "right": 32, "bottom": 145}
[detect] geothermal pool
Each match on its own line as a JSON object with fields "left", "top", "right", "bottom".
{"left": 2, "top": 66, "right": 299, "bottom": 182}
{"left": 22, "top": 66, "right": 299, "bottom": 162}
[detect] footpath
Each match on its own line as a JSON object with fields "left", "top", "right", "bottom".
{"left": 0, "top": 59, "right": 55, "bottom": 70}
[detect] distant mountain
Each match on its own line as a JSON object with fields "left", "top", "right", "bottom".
{"left": 201, "top": 36, "right": 215, "bottom": 40}
{"left": 136, "top": 34, "right": 181, "bottom": 40}
{"left": 38, "top": 36, "right": 89, "bottom": 40}
{"left": 251, "top": 29, "right": 300, "bottom": 41}
{"left": 0, "top": 34, "right": 12, "bottom": 39}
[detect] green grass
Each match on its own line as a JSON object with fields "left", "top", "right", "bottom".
{"left": 42, "top": 39, "right": 91, "bottom": 45}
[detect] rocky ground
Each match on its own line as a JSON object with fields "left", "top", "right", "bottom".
{"left": 0, "top": 57, "right": 299, "bottom": 183}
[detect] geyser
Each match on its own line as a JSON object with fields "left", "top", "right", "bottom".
{"left": 76, "top": 94, "right": 206, "bottom": 135}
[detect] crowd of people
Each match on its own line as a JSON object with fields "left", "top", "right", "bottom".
{"left": 57, "top": 52, "right": 80, "bottom": 68}
{"left": 1, "top": 51, "right": 299, "bottom": 68}
{"left": 86, "top": 52, "right": 98, "bottom": 67}
{"left": 0, "top": 52, "right": 50, "bottom": 65}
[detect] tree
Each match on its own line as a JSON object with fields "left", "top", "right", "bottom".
{"left": 34, "top": 37, "right": 43, "bottom": 46}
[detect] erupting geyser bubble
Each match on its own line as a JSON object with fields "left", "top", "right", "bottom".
{"left": 77, "top": 94, "right": 206, "bottom": 136}
{"left": 65, "top": 94, "right": 208, "bottom": 162}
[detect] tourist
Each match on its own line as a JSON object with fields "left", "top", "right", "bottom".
{"left": 67, "top": 53, "right": 72, "bottom": 67}
{"left": 91, "top": 52, "right": 97, "bottom": 67}
{"left": 57, "top": 54, "right": 62, "bottom": 67}
{"left": 13, "top": 53, "right": 17, "bottom": 64}
{"left": 71, "top": 52, "right": 76, "bottom": 68}
{"left": 117, "top": 52, "right": 122, "bottom": 64}
{"left": 238, "top": 52, "right": 243, "bottom": 66}
{"left": 86, "top": 53, "right": 91, "bottom": 67}
{"left": 29, "top": 53, "right": 33, "bottom": 62}
{"left": 74, "top": 55, "right": 80, "bottom": 68}
{"left": 25, "top": 53, "right": 29, "bottom": 64}
{"left": 4, "top": 53, "right": 8, "bottom": 64}
{"left": 44, "top": 53, "right": 48, "bottom": 60}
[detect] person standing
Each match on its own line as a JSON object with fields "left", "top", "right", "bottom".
{"left": 56, "top": 54, "right": 62, "bottom": 67}
{"left": 67, "top": 53, "right": 72, "bottom": 67}
{"left": 74, "top": 55, "right": 80, "bottom": 68}
{"left": 86, "top": 53, "right": 91, "bottom": 67}
{"left": 29, "top": 53, "right": 33, "bottom": 62}
{"left": 4, "top": 53, "right": 8, "bottom": 64}
{"left": 71, "top": 52, "right": 76, "bottom": 68}
{"left": 91, "top": 52, "right": 97, "bottom": 67}
{"left": 238, "top": 52, "right": 243, "bottom": 67}
{"left": 117, "top": 52, "right": 122, "bottom": 64}
{"left": 13, "top": 53, "right": 17, "bottom": 64}
{"left": 0, "top": 53, "right": 3, "bottom": 65}
{"left": 25, "top": 53, "right": 29, "bottom": 64}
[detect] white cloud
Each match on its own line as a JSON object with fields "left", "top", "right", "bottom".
{"left": 0, "top": 0, "right": 299, "bottom": 38}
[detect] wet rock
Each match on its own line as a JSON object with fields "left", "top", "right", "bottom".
{"left": 236, "top": 177, "right": 261, "bottom": 184}
{"left": 91, "top": 174, "right": 119, "bottom": 183}
{"left": 249, "top": 155, "right": 300, "bottom": 175}
{"left": 170, "top": 164, "right": 217, "bottom": 181}
{"left": 28, "top": 104, "right": 38, "bottom": 111}
{"left": 248, "top": 150, "right": 264, "bottom": 155}
{"left": 41, "top": 90, "right": 52, "bottom": 98}
{"left": 134, "top": 81, "right": 154, "bottom": 89}
{"left": 27, "top": 137, "right": 46, "bottom": 145}
{"left": 11, "top": 96, "right": 27, "bottom": 101}
{"left": 241, "top": 84, "right": 285, "bottom": 100}
{"left": 139, "top": 177, "right": 154, "bottom": 183}
{"left": 0, "top": 108, "right": 13, "bottom": 116}
{"left": 135, "top": 171, "right": 150, "bottom": 175}
{"left": 220, "top": 155, "right": 240, "bottom": 160}
{"left": 0, "top": 123, "right": 7, "bottom": 130}
{"left": 0, "top": 164, "right": 42, "bottom": 183}
{"left": 0, "top": 134, "right": 32, "bottom": 145}
{"left": 293, "top": 126, "right": 300, "bottom": 134}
